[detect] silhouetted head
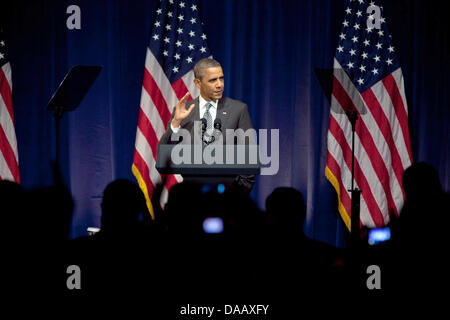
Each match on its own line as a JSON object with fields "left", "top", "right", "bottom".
{"left": 101, "top": 179, "right": 146, "bottom": 232}
{"left": 222, "top": 186, "right": 264, "bottom": 236}
{"left": 265, "top": 187, "right": 306, "bottom": 235}
{"left": 402, "top": 162, "right": 443, "bottom": 202}
{"left": 394, "top": 162, "right": 447, "bottom": 247}
{"left": 165, "top": 181, "right": 204, "bottom": 234}
{"left": 0, "top": 180, "right": 26, "bottom": 237}
{"left": 25, "top": 184, "right": 74, "bottom": 241}
{"left": 0, "top": 180, "right": 25, "bottom": 213}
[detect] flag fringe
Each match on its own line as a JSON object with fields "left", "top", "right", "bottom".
{"left": 132, "top": 163, "right": 155, "bottom": 220}
{"left": 325, "top": 165, "right": 351, "bottom": 230}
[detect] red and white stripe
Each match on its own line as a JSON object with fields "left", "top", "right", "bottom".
{"left": 326, "top": 59, "right": 412, "bottom": 229}
{"left": 133, "top": 49, "right": 199, "bottom": 218}
{"left": 0, "top": 62, "right": 20, "bottom": 183}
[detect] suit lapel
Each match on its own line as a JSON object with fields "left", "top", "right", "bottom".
{"left": 216, "top": 97, "right": 228, "bottom": 129}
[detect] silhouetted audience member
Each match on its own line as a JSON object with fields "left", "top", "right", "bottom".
{"left": 263, "top": 187, "right": 342, "bottom": 294}
{"left": 68, "top": 179, "right": 155, "bottom": 292}
{"left": 164, "top": 181, "right": 204, "bottom": 236}
{"left": 96, "top": 179, "right": 150, "bottom": 241}
{"left": 386, "top": 162, "right": 449, "bottom": 292}
{"left": 1, "top": 180, "right": 28, "bottom": 292}
{"left": 20, "top": 164, "right": 75, "bottom": 243}
{"left": 265, "top": 187, "right": 306, "bottom": 237}
{"left": 25, "top": 184, "right": 74, "bottom": 243}
{"left": 160, "top": 181, "right": 271, "bottom": 299}
{"left": 222, "top": 184, "right": 265, "bottom": 237}
{"left": 164, "top": 181, "right": 265, "bottom": 240}
{"left": 0, "top": 180, "right": 26, "bottom": 243}
{"left": 391, "top": 162, "right": 448, "bottom": 247}
{"left": 1, "top": 165, "right": 75, "bottom": 292}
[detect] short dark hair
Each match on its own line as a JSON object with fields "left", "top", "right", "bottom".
{"left": 194, "top": 58, "right": 221, "bottom": 79}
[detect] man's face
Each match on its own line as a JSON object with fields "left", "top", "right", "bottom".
{"left": 194, "top": 66, "right": 224, "bottom": 102}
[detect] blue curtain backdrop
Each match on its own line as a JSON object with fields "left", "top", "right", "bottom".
{"left": 2, "top": 0, "right": 448, "bottom": 246}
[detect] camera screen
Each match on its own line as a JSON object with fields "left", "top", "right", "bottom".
{"left": 203, "top": 217, "right": 224, "bottom": 234}
{"left": 368, "top": 227, "right": 391, "bottom": 245}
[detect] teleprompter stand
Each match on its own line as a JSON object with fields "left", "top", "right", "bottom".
{"left": 346, "top": 110, "right": 363, "bottom": 290}
{"left": 346, "top": 110, "right": 361, "bottom": 249}
{"left": 46, "top": 65, "right": 102, "bottom": 166}
{"left": 315, "top": 67, "right": 366, "bottom": 289}
{"left": 314, "top": 67, "right": 364, "bottom": 247}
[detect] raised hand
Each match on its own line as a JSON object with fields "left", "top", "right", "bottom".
{"left": 171, "top": 92, "right": 194, "bottom": 128}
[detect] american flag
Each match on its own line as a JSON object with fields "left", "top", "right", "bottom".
{"left": 325, "top": 0, "right": 412, "bottom": 229}
{"left": 132, "top": 0, "right": 210, "bottom": 218}
{"left": 0, "top": 28, "right": 20, "bottom": 183}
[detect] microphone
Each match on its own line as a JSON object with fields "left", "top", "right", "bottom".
{"left": 214, "top": 118, "right": 222, "bottom": 131}
{"left": 200, "top": 118, "right": 207, "bottom": 132}
{"left": 209, "top": 118, "right": 222, "bottom": 145}
{"left": 201, "top": 118, "right": 210, "bottom": 144}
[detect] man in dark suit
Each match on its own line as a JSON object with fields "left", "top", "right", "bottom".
{"left": 158, "top": 58, "right": 255, "bottom": 191}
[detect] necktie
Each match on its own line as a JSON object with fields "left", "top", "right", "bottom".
{"left": 204, "top": 102, "right": 213, "bottom": 131}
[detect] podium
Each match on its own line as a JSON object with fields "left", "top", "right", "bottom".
{"left": 156, "top": 144, "right": 260, "bottom": 184}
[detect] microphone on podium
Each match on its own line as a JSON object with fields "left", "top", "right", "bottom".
{"left": 201, "top": 118, "right": 207, "bottom": 133}
{"left": 214, "top": 118, "right": 222, "bottom": 131}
